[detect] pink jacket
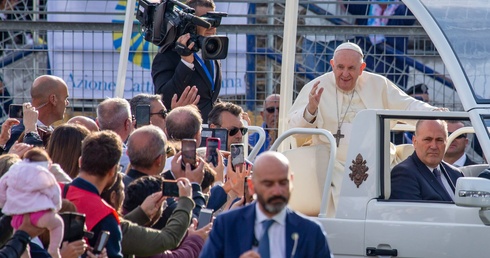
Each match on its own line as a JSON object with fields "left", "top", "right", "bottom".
{"left": 0, "top": 161, "right": 62, "bottom": 215}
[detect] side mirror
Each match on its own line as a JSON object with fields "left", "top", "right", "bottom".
{"left": 454, "top": 177, "right": 490, "bottom": 226}
{"left": 454, "top": 177, "right": 490, "bottom": 208}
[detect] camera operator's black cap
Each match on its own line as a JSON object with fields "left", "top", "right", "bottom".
{"left": 405, "top": 83, "right": 428, "bottom": 95}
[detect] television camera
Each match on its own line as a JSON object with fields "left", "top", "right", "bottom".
{"left": 136, "top": 0, "right": 229, "bottom": 59}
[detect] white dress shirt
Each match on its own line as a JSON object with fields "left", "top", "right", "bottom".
{"left": 452, "top": 154, "right": 466, "bottom": 167}
{"left": 428, "top": 165, "right": 454, "bottom": 200}
{"left": 254, "top": 202, "right": 287, "bottom": 258}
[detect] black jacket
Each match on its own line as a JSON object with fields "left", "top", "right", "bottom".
{"left": 0, "top": 230, "right": 31, "bottom": 258}
{"left": 151, "top": 47, "right": 222, "bottom": 122}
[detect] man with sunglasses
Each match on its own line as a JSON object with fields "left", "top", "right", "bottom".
{"left": 152, "top": 0, "right": 223, "bottom": 123}
{"left": 208, "top": 102, "right": 247, "bottom": 151}
{"left": 249, "top": 94, "right": 280, "bottom": 154}
{"left": 443, "top": 120, "right": 477, "bottom": 167}
{"left": 130, "top": 92, "right": 201, "bottom": 133}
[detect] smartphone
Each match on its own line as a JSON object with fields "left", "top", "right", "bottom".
{"left": 93, "top": 231, "right": 110, "bottom": 254}
{"left": 200, "top": 128, "right": 228, "bottom": 151}
{"left": 206, "top": 137, "right": 220, "bottom": 167}
{"left": 135, "top": 105, "right": 151, "bottom": 128}
{"left": 230, "top": 143, "right": 245, "bottom": 169}
{"left": 244, "top": 176, "right": 253, "bottom": 204}
{"left": 162, "top": 180, "right": 180, "bottom": 197}
{"left": 60, "top": 212, "right": 86, "bottom": 242}
{"left": 213, "top": 128, "right": 228, "bottom": 151}
{"left": 181, "top": 139, "right": 197, "bottom": 170}
{"left": 8, "top": 104, "right": 23, "bottom": 119}
{"left": 197, "top": 208, "right": 213, "bottom": 230}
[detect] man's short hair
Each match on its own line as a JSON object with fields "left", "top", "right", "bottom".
{"left": 263, "top": 94, "right": 280, "bottom": 106}
{"left": 123, "top": 175, "right": 164, "bottom": 213}
{"left": 97, "top": 98, "right": 131, "bottom": 131}
{"left": 207, "top": 101, "right": 243, "bottom": 126}
{"left": 129, "top": 94, "right": 162, "bottom": 117}
{"left": 81, "top": 131, "right": 122, "bottom": 177}
{"left": 186, "top": 0, "right": 215, "bottom": 9}
{"left": 165, "top": 105, "right": 202, "bottom": 140}
{"left": 415, "top": 119, "right": 448, "bottom": 136}
{"left": 127, "top": 125, "right": 167, "bottom": 169}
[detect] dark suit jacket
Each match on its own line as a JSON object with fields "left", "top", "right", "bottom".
{"left": 199, "top": 204, "right": 332, "bottom": 258}
{"left": 151, "top": 47, "right": 222, "bottom": 122}
{"left": 463, "top": 154, "right": 477, "bottom": 166}
{"left": 390, "top": 152, "right": 464, "bottom": 201}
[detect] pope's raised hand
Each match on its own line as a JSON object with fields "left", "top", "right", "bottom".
{"left": 307, "top": 81, "right": 324, "bottom": 115}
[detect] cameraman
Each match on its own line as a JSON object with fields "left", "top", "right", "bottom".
{"left": 152, "top": 0, "right": 221, "bottom": 123}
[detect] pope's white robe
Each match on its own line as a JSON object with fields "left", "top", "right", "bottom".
{"left": 288, "top": 71, "right": 437, "bottom": 216}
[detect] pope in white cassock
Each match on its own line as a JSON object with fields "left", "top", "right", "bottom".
{"left": 288, "top": 42, "right": 443, "bottom": 216}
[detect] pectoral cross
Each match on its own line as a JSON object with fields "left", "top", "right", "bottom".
{"left": 333, "top": 129, "right": 344, "bottom": 147}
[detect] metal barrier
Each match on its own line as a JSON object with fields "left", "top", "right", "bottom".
{"left": 0, "top": 0, "right": 461, "bottom": 122}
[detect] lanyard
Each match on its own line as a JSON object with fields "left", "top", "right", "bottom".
{"left": 194, "top": 53, "right": 215, "bottom": 90}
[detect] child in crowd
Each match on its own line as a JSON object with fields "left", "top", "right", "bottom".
{"left": 0, "top": 148, "right": 63, "bottom": 258}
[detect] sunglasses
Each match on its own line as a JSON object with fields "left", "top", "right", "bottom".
{"left": 448, "top": 132, "right": 466, "bottom": 139}
{"left": 265, "top": 107, "right": 279, "bottom": 113}
{"left": 150, "top": 110, "right": 168, "bottom": 119}
{"left": 228, "top": 127, "right": 248, "bottom": 136}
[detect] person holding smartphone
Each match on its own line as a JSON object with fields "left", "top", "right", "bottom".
{"left": 104, "top": 173, "right": 212, "bottom": 257}
{"left": 161, "top": 105, "right": 239, "bottom": 223}
{"left": 208, "top": 102, "right": 248, "bottom": 151}
{"left": 61, "top": 131, "right": 124, "bottom": 258}
{"left": 4, "top": 75, "right": 70, "bottom": 152}
{"left": 122, "top": 125, "right": 168, "bottom": 188}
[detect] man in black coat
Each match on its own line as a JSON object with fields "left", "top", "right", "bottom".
{"left": 152, "top": 0, "right": 222, "bottom": 122}
{"left": 444, "top": 120, "right": 477, "bottom": 167}
{"left": 391, "top": 120, "right": 464, "bottom": 201}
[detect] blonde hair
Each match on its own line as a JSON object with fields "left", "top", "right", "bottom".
{"left": 0, "top": 154, "right": 21, "bottom": 178}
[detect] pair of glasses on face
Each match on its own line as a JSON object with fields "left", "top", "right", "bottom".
{"left": 265, "top": 107, "right": 279, "bottom": 113}
{"left": 150, "top": 110, "right": 168, "bottom": 119}
{"left": 228, "top": 127, "right": 248, "bottom": 136}
{"left": 448, "top": 132, "right": 466, "bottom": 139}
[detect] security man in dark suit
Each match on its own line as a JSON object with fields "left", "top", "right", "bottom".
{"left": 391, "top": 120, "right": 464, "bottom": 201}
{"left": 443, "top": 120, "right": 477, "bottom": 167}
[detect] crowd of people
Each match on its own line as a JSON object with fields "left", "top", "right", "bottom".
{"left": 0, "top": 73, "right": 331, "bottom": 257}
{"left": 0, "top": 62, "right": 329, "bottom": 258}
